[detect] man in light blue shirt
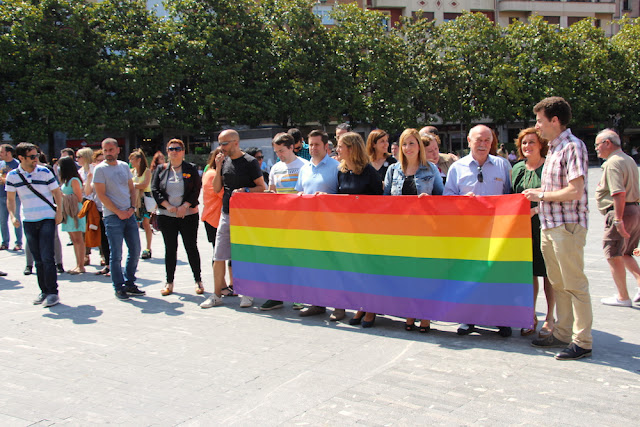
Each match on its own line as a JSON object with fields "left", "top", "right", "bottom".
{"left": 444, "top": 125, "right": 512, "bottom": 196}
{"left": 443, "top": 125, "right": 513, "bottom": 337}
{"left": 295, "top": 130, "right": 339, "bottom": 195}
{"left": 295, "top": 130, "right": 344, "bottom": 320}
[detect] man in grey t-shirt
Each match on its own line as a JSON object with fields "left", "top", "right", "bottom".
{"left": 93, "top": 138, "right": 144, "bottom": 300}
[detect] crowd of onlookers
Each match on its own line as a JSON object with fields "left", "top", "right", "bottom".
{"left": 2, "top": 97, "right": 640, "bottom": 362}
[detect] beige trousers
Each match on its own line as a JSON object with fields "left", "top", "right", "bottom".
{"left": 541, "top": 223, "right": 593, "bottom": 349}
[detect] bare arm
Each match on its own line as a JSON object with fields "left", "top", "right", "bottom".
{"left": 523, "top": 176, "right": 584, "bottom": 203}
{"left": 52, "top": 188, "right": 63, "bottom": 224}
{"left": 612, "top": 192, "right": 631, "bottom": 238}
{"left": 212, "top": 153, "right": 224, "bottom": 193}
{"left": 7, "top": 192, "right": 18, "bottom": 227}
{"left": 71, "top": 178, "right": 83, "bottom": 201}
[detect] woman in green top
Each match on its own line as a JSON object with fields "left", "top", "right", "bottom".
{"left": 512, "top": 128, "right": 555, "bottom": 337}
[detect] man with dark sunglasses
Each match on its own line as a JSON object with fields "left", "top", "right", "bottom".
{"left": 443, "top": 125, "right": 513, "bottom": 337}
{"left": 5, "top": 143, "right": 63, "bottom": 307}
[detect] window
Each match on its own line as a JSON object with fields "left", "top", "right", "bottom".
{"left": 443, "top": 13, "right": 462, "bottom": 22}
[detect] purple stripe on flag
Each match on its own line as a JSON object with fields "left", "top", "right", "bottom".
{"left": 235, "top": 279, "right": 534, "bottom": 329}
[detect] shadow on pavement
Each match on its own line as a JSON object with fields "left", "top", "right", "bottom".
{"left": 42, "top": 304, "right": 103, "bottom": 324}
{"left": 0, "top": 277, "right": 23, "bottom": 291}
{"left": 125, "top": 295, "right": 185, "bottom": 316}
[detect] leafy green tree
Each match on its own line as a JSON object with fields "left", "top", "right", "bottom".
{"left": 0, "top": 0, "right": 102, "bottom": 156}
{"left": 165, "top": 0, "right": 274, "bottom": 134}
{"left": 91, "top": 0, "right": 175, "bottom": 144}
{"left": 260, "top": 0, "right": 343, "bottom": 128}
{"left": 431, "top": 12, "right": 504, "bottom": 130}
{"left": 558, "top": 18, "right": 621, "bottom": 127}
{"left": 331, "top": 3, "right": 418, "bottom": 133}
{"left": 399, "top": 15, "right": 443, "bottom": 127}
{"left": 610, "top": 17, "right": 640, "bottom": 134}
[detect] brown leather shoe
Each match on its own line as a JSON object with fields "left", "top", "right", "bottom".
{"left": 161, "top": 283, "right": 174, "bottom": 296}
{"left": 195, "top": 281, "right": 204, "bottom": 295}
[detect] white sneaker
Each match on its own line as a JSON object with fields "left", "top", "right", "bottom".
{"left": 200, "top": 294, "right": 222, "bottom": 309}
{"left": 633, "top": 289, "right": 640, "bottom": 303}
{"left": 601, "top": 295, "right": 632, "bottom": 307}
{"left": 239, "top": 295, "right": 253, "bottom": 308}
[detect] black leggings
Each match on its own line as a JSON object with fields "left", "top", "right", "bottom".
{"left": 158, "top": 213, "right": 201, "bottom": 283}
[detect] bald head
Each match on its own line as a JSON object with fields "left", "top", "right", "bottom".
{"left": 218, "top": 129, "right": 241, "bottom": 158}
{"left": 219, "top": 129, "right": 239, "bottom": 142}
{"left": 467, "top": 125, "right": 492, "bottom": 164}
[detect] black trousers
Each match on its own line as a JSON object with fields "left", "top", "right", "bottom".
{"left": 158, "top": 213, "right": 201, "bottom": 283}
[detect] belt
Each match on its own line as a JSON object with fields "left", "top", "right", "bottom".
{"left": 605, "top": 202, "right": 639, "bottom": 213}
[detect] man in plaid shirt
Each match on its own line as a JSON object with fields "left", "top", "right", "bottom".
{"left": 523, "top": 97, "right": 592, "bottom": 361}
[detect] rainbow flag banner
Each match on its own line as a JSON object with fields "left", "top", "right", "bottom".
{"left": 230, "top": 193, "right": 534, "bottom": 328}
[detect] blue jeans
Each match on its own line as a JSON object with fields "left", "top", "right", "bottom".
{"left": 0, "top": 195, "right": 23, "bottom": 246}
{"left": 23, "top": 219, "right": 57, "bottom": 295}
{"left": 104, "top": 214, "right": 140, "bottom": 290}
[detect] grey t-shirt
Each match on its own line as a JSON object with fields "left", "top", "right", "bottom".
{"left": 160, "top": 167, "right": 184, "bottom": 218}
{"left": 92, "top": 160, "right": 133, "bottom": 217}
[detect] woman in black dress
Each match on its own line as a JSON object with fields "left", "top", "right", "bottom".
{"left": 336, "top": 132, "right": 383, "bottom": 328}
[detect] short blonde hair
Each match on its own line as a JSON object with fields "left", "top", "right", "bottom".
{"left": 338, "top": 132, "right": 370, "bottom": 175}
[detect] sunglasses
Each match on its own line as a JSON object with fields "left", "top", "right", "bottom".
{"left": 25, "top": 154, "right": 38, "bottom": 160}
{"left": 255, "top": 155, "right": 264, "bottom": 160}
{"left": 168, "top": 146, "right": 183, "bottom": 152}
{"left": 218, "top": 141, "right": 233, "bottom": 146}
{"left": 477, "top": 166, "right": 483, "bottom": 183}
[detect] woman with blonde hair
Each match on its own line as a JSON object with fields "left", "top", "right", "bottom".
{"left": 76, "top": 147, "right": 96, "bottom": 266}
{"left": 129, "top": 149, "right": 153, "bottom": 259}
{"left": 366, "top": 129, "right": 396, "bottom": 181}
{"left": 385, "top": 128, "right": 443, "bottom": 333}
{"left": 337, "top": 132, "right": 383, "bottom": 328}
{"left": 512, "top": 127, "right": 554, "bottom": 337}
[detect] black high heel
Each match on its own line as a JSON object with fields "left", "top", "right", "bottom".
{"left": 349, "top": 313, "right": 365, "bottom": 325}
{"left": 362, "top": 314, "right": 376, "bottom": 328}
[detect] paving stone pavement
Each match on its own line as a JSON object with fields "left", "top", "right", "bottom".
{"left": 1, "top": 166, "right": 639, "bottom": 426}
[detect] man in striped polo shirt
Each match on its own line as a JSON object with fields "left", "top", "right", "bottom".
{"left": 524, "top": 97, "right": 592, "bottom": 361}
{"left": 5, "top": 143, "right": 63, "bottom": 307}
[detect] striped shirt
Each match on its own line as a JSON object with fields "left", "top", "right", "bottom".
{"left": 269, "top": 157, "right": 308, "bottom": 194}
{"left": 5, "top": 165, "right": 59, "bottom": 222}
{"left": 539, "top": 128, "right": 589, "bottom": 230}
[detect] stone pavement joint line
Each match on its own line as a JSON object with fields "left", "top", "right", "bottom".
{"left": 0, "top": 167, "right": 639, "bottom": 425}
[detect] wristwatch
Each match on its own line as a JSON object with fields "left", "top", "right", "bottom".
{"left": 538, "top": 192, "right": 544, "bottom": 201}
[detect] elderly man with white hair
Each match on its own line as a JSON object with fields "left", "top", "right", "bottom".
{"left": 594, "top": 128, "right": 640, "bottom": 307}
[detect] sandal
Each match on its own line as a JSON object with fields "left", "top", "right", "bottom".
{"left": 84, "top": 256, "right": 90, "bottom": 266}
{"left": 538, "top": 319, "right": 555, "bottom": 338}
{"left": 419, "top": 320, "right": 431, "bottom": 333}
{"left": 0, "top": 244, "right": 7, "bottom": 250}
{"left": 521, "top": 316, "right": 538, "bottom": 336}
{"left": 405, "top": 323, "right": 416, "bottom": 331}
{"left": 96, "top": 267, "right": 110, "bottom": 275}
{"left": 141, "top": 249, "right": 151, "bottom": 259}
{"left": 67, "top": 268, "right": 85, "bottom": 275}
{"left": 161, "top": 283, "right": 174, "bottom": 296}
{"left": 195, "top": 281, "right": 204, "bottom": 295}
{"left": 100, "top": 259, "right": 106, "bottom": 266}
{"left": 220, "top": 286, "right": 237, "bottom": 297}
{"left": 13, "top": 245, "right": 22, "bottom": 251}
